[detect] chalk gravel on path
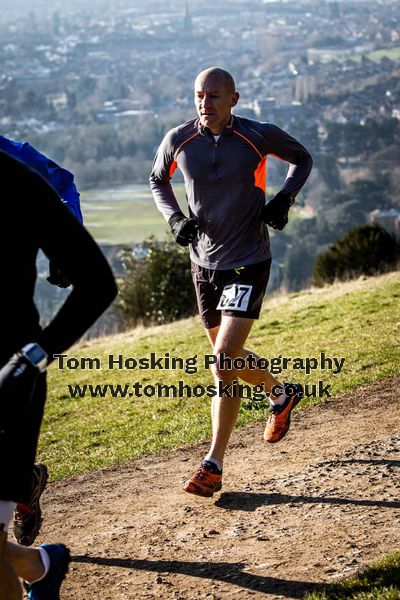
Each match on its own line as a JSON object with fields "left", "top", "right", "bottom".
{"left": 34, "top": 377, "right": 399, "bottom": 599}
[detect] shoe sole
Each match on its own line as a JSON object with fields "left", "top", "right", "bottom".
{"left": 14, "top": 464, "right": 49, "bottom": 546}
{"left": 264, "top": 384, "right": 304, "bottom": 444}
{"left": 183, "top": 480, "right": 222, "bottom": 498}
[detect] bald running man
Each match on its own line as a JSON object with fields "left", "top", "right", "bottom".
{"left": 150, "top": 68, "right": 313, "bottom": 497}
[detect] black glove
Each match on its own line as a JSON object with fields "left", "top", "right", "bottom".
{"left": 47, "top": 259, "right": 71, "bottom": 288}
{"left": 262, "top": 192, "right": 295, "bottom": 230}
{"left": 168, "top": 211, "right": 199, "bottom": 246}
{"left": 0, "top": 352, "right": 40, "bottom": 433}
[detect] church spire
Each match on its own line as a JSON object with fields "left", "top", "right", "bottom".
{"left": 184, "top": 1, "right": 193, "bottom": 34}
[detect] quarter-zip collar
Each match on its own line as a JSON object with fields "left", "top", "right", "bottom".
{"left": 197, "top": 115, "right": 234, "bottom": 138}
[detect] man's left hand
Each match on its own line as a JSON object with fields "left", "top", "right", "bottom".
{"left": 262, "top": 192, "right": 295, "bottom": 230}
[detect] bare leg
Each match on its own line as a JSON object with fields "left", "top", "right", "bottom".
{"left": 202, "top": 316, "right": 300, "bottom": 462}
{"left": 0, "top": 528, "right": 22, "bottom": 600}
{"left": 8, "top": 541, "right": 44, "bottom": 583}
{"left": 206, "top": 317, "right": 260, "bottom": 465}
{"left": 206, "top": 325, "right": 282, "bottom": 399}
{"left": 184, "top": 316, "right": 289, "bottom": 496}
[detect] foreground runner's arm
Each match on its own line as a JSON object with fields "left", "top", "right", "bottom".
{"left": 18, "top": 141, "right": 84, "bottom": 286}
{"left": 259, "top": 123, "right": 313, "bottom": 230}
{"left": 3, "top": 151, "right": 117, "bottom": 359}
{"left": 0, "top": 152, "right": 117, "bottom": 433}
{"left": 34, "top": 178, "right": 117, "bottom": 357}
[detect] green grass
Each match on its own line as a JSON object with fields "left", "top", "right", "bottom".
{"left": 329, "top": 46, "right": 400, "bottom": 64}
{"left": 81, "top": 183, "right": 187, "bottom": 244}
{"left": 38, "top": 271, "right": 400, "bottom": 480}
{"left": 306, "top": 550, "right": 400, "bottom": 600}
{"left": 368, "top": 47, "right": 400, "bottom": 62}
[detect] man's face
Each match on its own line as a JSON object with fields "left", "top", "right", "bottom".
{"left": 194, "top": 75, "right": 239, "bottom": 133}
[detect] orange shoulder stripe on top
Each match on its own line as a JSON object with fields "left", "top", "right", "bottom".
{"left": 169, "top": 132, "right": 201, "bottom": 178}
{"left": 232, "top": 130, "right": 264, "bottom": 159}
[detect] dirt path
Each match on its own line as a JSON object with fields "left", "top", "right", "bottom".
{"left": 37, "top": 377, "right": 399, "bottom": 599}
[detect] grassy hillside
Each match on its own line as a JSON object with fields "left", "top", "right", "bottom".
{"left": 39, "top": 271, "right": 400, "bottom": 479}
{"left": 306, "top": 550, "right": 400, "bottom": 600}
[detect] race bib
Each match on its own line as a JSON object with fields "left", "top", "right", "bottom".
{"left": 217, "top": 284, "right": 252, "bottom": 311}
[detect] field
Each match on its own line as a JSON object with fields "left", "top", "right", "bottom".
{"left": 81, "top": 183, "right": 187, "bottom": 244}
{"left": 328, "top": 45, "right": 400, "bottom": 64}
{"left": 368, "top": 47, "right": 400, "bottom": 62}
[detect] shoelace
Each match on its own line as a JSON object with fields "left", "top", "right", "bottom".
{"left": 14, "top": 476, "right": 39, "bottom": 521}
{"left": 193, "top": 467, "right": 210, "bottom": 481}
{"left": 14, "top": 502, "right": 34, "bottom": 526}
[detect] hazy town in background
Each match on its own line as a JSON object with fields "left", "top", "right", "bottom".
{"left": 0, "top": 0, "right": 398, "bottom": 331}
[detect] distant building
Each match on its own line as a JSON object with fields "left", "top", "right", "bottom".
{"left": 45, "top": 92, "right": 68, "bottom": 111}
{"left": 254, "top": 97, "right": 276, "bottom": 118}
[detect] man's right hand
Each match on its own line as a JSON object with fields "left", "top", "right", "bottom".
{"left": 168, "top": 211, "right": 199, "bottom": 246}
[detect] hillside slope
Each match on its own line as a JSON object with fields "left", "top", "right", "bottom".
{"left": 36, "top": 376, "right": 400, "bottom": 599}
{"left": 39, "top": 271, "right": 400, "bottom": 480}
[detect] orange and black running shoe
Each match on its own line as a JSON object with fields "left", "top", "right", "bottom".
{"left": 183, "top": 461, "right": 222, "bottom": 497}
{"left": 264, "top": 383, "right": 304, "bottom": 443}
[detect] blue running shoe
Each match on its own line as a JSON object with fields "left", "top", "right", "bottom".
{"left": 27, "top": 544, "right": 70, "bottom": 600}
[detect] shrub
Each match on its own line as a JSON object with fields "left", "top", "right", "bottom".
{"left": 313, "top": 224, "right": 400, "bottom": 286}
{"left": 117, "top": 236, "right": 197, "bottom": 327}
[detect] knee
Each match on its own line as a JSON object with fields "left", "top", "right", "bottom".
{"left": 211, "top": 348, "right": 241, "bottom": 381}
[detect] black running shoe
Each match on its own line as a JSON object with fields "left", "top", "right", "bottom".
{"left": 14, "top": 463, "right": 48, "bottom": 546}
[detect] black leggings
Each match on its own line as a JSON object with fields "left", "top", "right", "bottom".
{"left": 1, "top": 374, "right": 47, "bottom": 503}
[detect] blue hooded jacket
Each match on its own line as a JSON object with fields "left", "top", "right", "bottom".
{"left": 0, "top": 135, "right": 83, "bottom": 223}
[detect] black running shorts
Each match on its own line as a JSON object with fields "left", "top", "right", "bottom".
{"left": 0, "top": 373, "right": 47, "bottom": 503}
{"left": 191, "top": 259, "right": 272, "bottom": 329}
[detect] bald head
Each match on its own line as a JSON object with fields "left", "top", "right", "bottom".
{"left": 194, "top": 67, "right": 239, "bottom": 134}
{"left": 195, "top": 68, "right": 236, "bottom": 94}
